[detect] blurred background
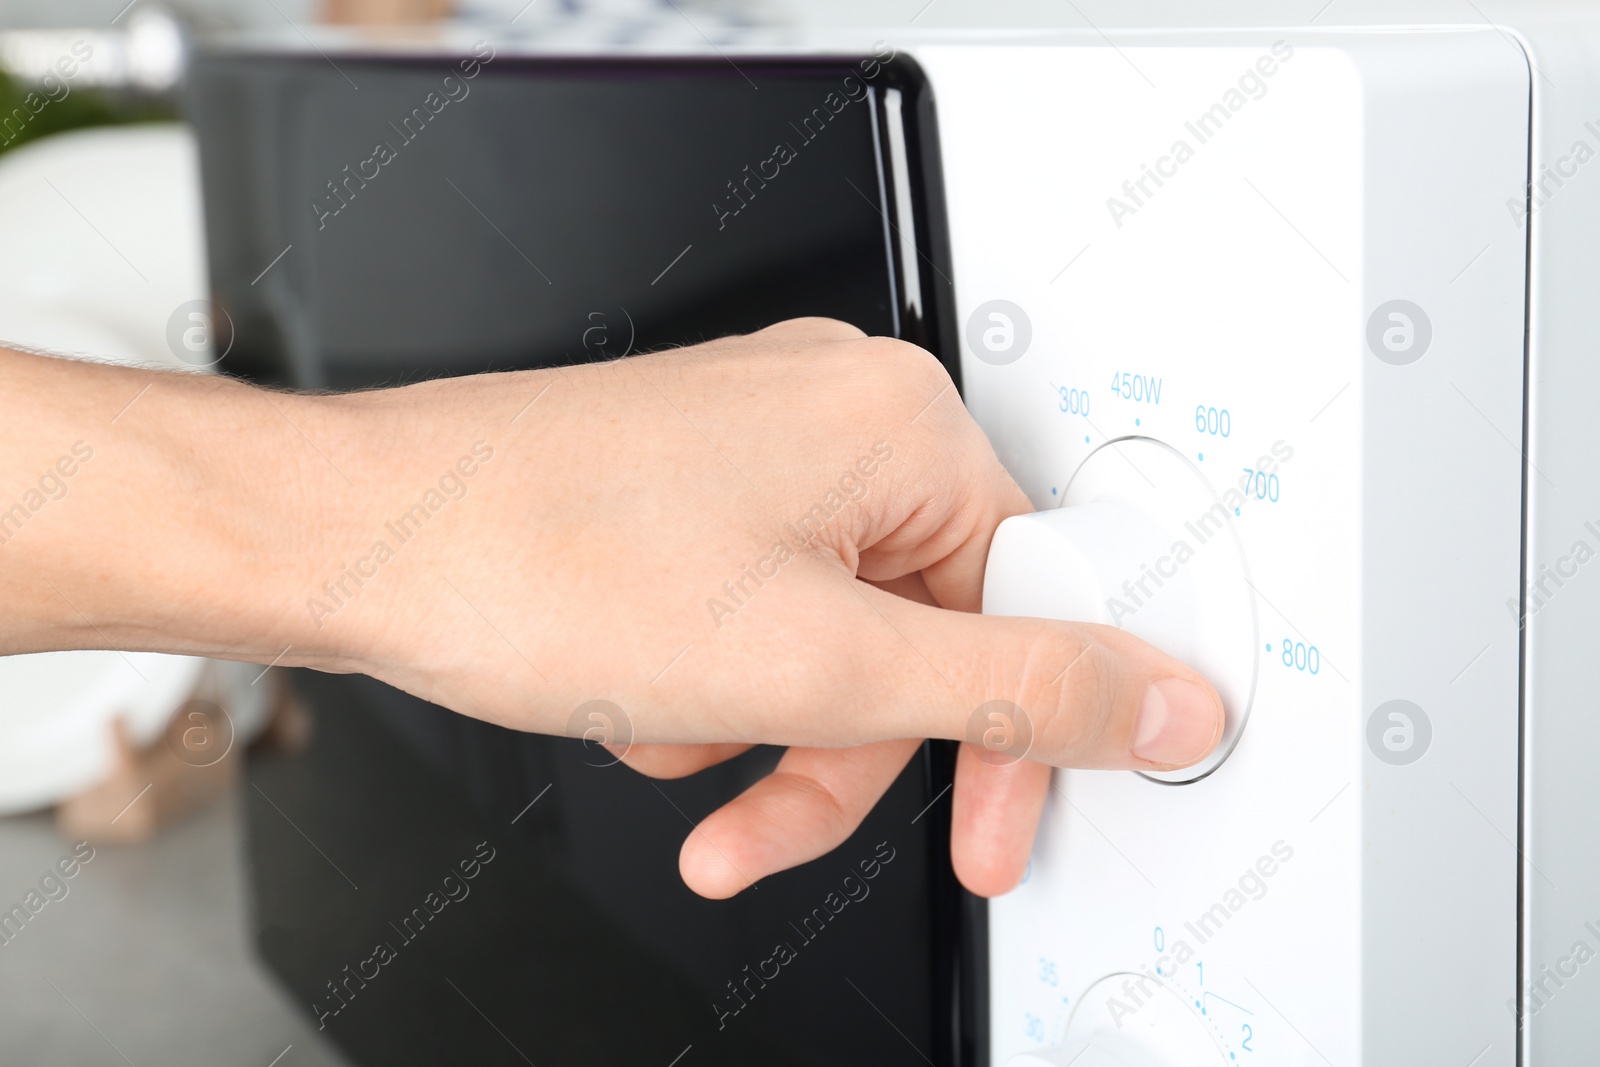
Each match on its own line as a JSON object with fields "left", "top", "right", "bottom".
{"left": 0, "top": 11, "right": 410, "bottom": 1067}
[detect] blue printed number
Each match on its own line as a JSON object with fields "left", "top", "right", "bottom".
{"left": 1058, "top": 387, "right": 1091, "bottom": 416}
{"left": 1038, "top": 958, "right": 1058, "bottom": 987}
{"left": 1110, "top": 370, "right": 1163, "bottom": 404}
{"left": 1281, "top": 639, "right": 1320, "bottom": 675}
{"left": 1240, "top": 468, "right": 1280, "bottom": 502}
{"left": 1195, "top": 405, "right": 1231, "bottom": 437}
{"left": 1241, "top": 1023, "right": 1254, "bottom": 1051}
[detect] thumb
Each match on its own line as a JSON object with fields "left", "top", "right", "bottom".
{"left": 853, "top": 583, "right": 1224, "bottom": 771}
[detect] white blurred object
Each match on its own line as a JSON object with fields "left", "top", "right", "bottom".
{"left": 0, "top": 8, "right": 188, "bottom": 91}
{"left": 0, "top": 653, "right": 203, "bottom": 812}
{"left": 0, "top": 655, "right": 274, "bottom": 814}
{"left": 0, "top": 124, "right": 210, "bottom": 365}
{"left": 0, "top": 123, "right": 268, "bottom": 813}
{"left": 124, "top": 8, "right": 187, "bottom": 91}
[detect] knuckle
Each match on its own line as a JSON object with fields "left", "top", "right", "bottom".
{"left": 764, "top": 769, "right": 852, "bottom": 844}
{"left": 825, "top": 337, "right": 954, "bottom": 429}
{"left": 763, "top": 316, "right": 867, "bottom": 342}
{"left": 866, "top": 336, "right": 953, "bottom": 391}
{"left": 1026, "top": 635, "right": 1130, "bottom": 766}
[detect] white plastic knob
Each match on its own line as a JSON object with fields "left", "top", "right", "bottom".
{"left": 983, "top": 438, "right": 1257, "bottom": 783}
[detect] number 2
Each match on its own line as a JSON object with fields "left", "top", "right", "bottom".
{"left": 1241, "top": 1023, "right": 1254, "bottom": 1051}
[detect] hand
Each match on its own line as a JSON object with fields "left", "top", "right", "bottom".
{"left": 0, "top": 319, "right": 1223, "bottom": 898}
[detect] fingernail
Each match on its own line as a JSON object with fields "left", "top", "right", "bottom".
{"left": 1131, "top": 678, "right": 1222, "bottom": 766}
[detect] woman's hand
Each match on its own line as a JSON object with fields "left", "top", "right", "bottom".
{"left": 0, "top": 318, "right": 1222, "bottom": 898}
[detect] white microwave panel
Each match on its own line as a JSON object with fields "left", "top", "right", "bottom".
{"left": 930, "top": 42, "right": 1359, "bottom": 515}
{"left": 917, "top": 30, "right": 1528, "bottom": 1067}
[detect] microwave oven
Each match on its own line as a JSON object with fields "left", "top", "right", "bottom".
{"left": 188, "top": 6, "right": 1600, "bottom": 1065}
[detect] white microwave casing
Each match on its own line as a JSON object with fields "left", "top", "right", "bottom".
{"left": 940, "top": 29, "right": 1527, "bottom": 1067}
{"left": 896, "top": 10, "right": 1594, "bottom": 1066}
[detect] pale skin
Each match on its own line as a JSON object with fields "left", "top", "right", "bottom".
{"left": 0, "top": 317, "right": 1223, "bottom": 898}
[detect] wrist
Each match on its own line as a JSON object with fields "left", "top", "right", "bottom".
{"left": 0, "top": 348, "right": 371, "bottom": 669}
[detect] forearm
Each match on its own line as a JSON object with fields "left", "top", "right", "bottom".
{"left": 0, "top": 347, "right": 354, "bottom": 666}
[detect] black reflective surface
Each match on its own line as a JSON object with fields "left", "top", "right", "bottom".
{"left": 192, "top": 51, "right": 906, "bottom": 388}
{"left": 188, "top": 50, "right": 974, "bottom": 1067}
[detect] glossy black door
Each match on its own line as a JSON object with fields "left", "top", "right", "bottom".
{"left": 189, "top": 50, "right": 974, "bottom": 1067}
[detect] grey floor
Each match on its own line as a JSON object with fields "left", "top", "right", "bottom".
{"left": 0, "top": 787, "right": 351, "bottom": 1067}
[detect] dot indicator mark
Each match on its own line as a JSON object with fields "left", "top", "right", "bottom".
{"left": 1051, "top": 487, "right": 1058, "bottom": 495}
{"left": 1084, "top": 435, "right": 1091, "bottom": 443}
{"left": 1234, "top": 508, "right": 1241, "bottom": 515}
{"left": 1198, "top": 452, "right": 1205, "bottom": 461}
{"left": 1266, "top": 643, "right": 1273, "bottom": 652}
{"left": 1135, "top": 418, "right": 1141, "bottom": 426}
